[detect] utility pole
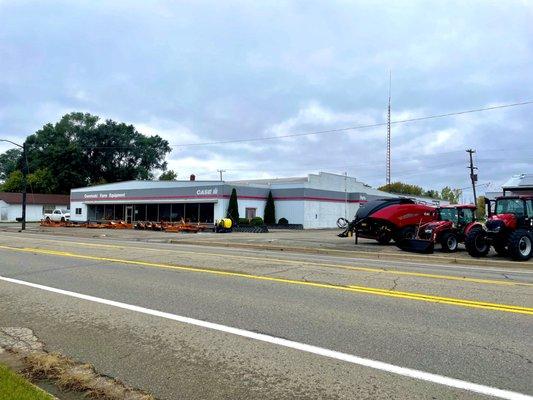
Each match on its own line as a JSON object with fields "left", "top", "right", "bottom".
{"left": 386, "top": 70, "right": 392, "bottom": 187}
{"left": 0, "top": 139, "right": 27, "bottom": 230}
{"left": 21, "top": 142, "right": 27, "bottom": 231}
{"left": 344, "top": 171, "right": 348, "bottom": 219}
{"left": 217, "top": 169, "right": 226, "bottom": 182}
{"left": 466, "top": 149, "right": 478, "bottom": 205}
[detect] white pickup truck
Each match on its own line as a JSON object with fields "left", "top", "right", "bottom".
{"left": 44, "top": 208, "right": 71, "bottom": 222}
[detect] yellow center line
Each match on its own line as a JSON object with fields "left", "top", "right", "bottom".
{"left": 0, "top": 235, "right": 531, "bottom": 287}
{"left": 0, "top": 244, "right": 532, "bottom": 315}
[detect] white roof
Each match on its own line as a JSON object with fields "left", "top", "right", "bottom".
{"left": 71, "top": 180, "right": 222, "bottom": 192}
{"left": 502, "top": 174, "right": 533, "bottom": 189}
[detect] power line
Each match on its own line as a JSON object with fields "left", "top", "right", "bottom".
{"left": 49, "top": 100, "right": 533, "bottom": 150}
{"left": 170, "top": 100, "right": 533, "bottom": 148}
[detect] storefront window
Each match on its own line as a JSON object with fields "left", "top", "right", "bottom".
{"left": 159, "top": 204, "right": 171, "bottom": 221}
{"left": 171, "top": 204, "right": 184, "bottom": 221}
{"left": 147, "top": 204, "right": 158, "bottom": 221}
{"left": 134, "top": 204, "right": 146, "bottom": 221}
{"left": 115, "top": 205, "right": 124, "bottom": 221}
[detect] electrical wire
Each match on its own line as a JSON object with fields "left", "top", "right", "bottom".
{"left": 171, "top": 100, "right": 533, "bottom": 148}
{"left": 65, "top": 100, "right": 533, "bottom": 149}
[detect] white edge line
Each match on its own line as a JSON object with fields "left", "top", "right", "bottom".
{"left": 0, "top": 275, "right": 531, "bottom": 400}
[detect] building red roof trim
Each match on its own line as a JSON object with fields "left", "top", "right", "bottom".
{"left": 0, "top": 192, "right": 70, "bottom": 205}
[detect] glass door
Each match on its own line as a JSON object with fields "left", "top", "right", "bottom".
{"left": 125, "top": 206, "right": 133, "bottom": 223}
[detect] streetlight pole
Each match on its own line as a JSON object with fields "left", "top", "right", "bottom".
{"left": 0, "top": 139, "right": 27, "bottom": 230}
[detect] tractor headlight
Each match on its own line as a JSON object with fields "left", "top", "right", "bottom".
{"left": 424, "top": 229, "right": 433, "bottom": 234}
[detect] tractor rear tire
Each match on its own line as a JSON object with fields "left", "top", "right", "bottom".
{"left": 507, "top": 230, "right": 533, "bottom": 261}
{"left": 465, "top": 229, "right": 490, "bottom": 257}
{"left": 440, "top": 232, "right": 458, "bottom": 252}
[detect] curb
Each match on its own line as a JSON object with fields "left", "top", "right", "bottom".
{"left": 170, "top": 239, "right": 533, "bottom": 269}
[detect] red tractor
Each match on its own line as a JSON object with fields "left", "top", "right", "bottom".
{"left": 465, "top": 196, "right": 533, "bottom": 261}
{"left": 338, "top": 198, "right": 436, "bottom": 244}
{"left": 397, "top": 205, "right": 482, "bottom": 253}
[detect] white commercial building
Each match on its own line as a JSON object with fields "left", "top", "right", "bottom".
{"left": 0, "top": 192, "right": 70, "bottom": 222}
{"left": 70, "top": 172, "right": 445, "bottom": 229}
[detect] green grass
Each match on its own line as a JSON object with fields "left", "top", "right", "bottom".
{"left": 0, "top": 363, "right": 53, "bottom": 400}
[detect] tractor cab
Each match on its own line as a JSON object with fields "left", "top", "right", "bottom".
{"left": 438, "top": 205, "right": 476, "bottom": 229}
{"left": 489, "top": 196, "right": 533, "bottom": 231}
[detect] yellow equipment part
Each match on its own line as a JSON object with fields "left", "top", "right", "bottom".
{"left": 219, "top": 218, "right": 233, "bottom": 229}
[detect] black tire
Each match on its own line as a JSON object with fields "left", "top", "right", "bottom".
{"left": 395, "top": 226, "right": 416, "bottom": 242}
{"left": 507, "top": 230, "right": 533, "bottom": 261}
{"left": 60, "top": 217, "right": 65, "bottom": 222}
{"left": 45, "top": 217, "right": 51, "bottom": 222}
{"left": 377, "top": 232, "right": 392, "bottom": 245}
{"left": 465, "top": 229, "right": 490, "bottom": 257}
{"left": 440, "top": 231, "right": 458, "bottom": 252}
{"left": 493, "top": 240, "right": 508, "bottom": 256}
{"left": 337, "top": 218, "right": 349, "bottom": 229}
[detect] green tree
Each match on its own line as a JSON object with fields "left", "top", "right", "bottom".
{"left": 424, "top": 189, "right": 440, "bottom": 199}
{"left": 264, "top": 190, "right": 276, "bottom": 224}
{"left": 27, "top": 168, "right": 57, "bottom": 193}
{"left": 159, "top": 170, "right": 177, "bottom": 181}
{"left": 440, "top": 186, "right": 462, "bottom": 204}
{"left": 476, "top": 196, "right": 486, "bottom": 219}
{"left": 227, "top": 188, "right": 239, "bottom": 222}
{"left": 378, "top": 182, "right": 424, "bottom": 196}
{"left": 22, "top": 112, "right": 171, "bottom": 194}
{"left": 1, "top": 168, "right": 58, "bottom": 193}
{"left": 1, "top": 170, "right": 24, "bottom": 192}
{"left": 0, "top": 148, "right": 22, "bottom": 181}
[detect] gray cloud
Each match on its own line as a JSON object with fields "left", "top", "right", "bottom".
{"left": 0, "top": 0, "right": 531, "bottom": 200}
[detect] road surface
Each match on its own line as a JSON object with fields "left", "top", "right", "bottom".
{"left": 0, "top": 231, "right": 532, "bottom": 399}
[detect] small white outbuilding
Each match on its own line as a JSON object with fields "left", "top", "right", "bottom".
{"left": 0, "top": 192, "right": 70, "bottom": 222}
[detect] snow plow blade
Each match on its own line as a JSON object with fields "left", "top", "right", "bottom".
{"left": 397, "top": 238, "right": 435, "bottom": 254}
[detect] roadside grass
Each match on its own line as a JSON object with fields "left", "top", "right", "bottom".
{"left": 23, "top": 352, "right": 154, "bottom": 400}
{"left": 0, "top": 363, "right": 53, "bottom": 400}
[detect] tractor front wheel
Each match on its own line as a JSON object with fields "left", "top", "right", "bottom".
{"left": 465, "top": 230, "right": 490, "bottom": 257}
{"left": 507, "top": 230, "right": 533, "bottom": 261}
{"left": 440, "top": 232, "right": 458, "bottom": 252}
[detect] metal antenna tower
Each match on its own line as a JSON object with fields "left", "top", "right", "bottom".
{"left": 386, "top": 71, "right": 392, "bottom": 186}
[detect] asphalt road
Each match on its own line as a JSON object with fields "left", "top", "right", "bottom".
{"left": 0, "top": 231, "right": 532, "bottom": 399}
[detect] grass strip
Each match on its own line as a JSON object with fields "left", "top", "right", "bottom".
{"left": 0, "top": 363, "right": 53, "bottom": 400}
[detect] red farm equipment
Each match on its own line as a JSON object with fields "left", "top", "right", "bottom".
{"left": 338, "top": 198, "right": 436, "bottom": 245}
{"left": 465, "top": 196, "right": 533, "bottom": 261}
{"left": 397, "top": 205, "right": 482, "bottom": 253}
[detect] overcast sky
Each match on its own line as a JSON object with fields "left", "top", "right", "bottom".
{"left": 0, "top": 0, "right": 531, "bottom": 200}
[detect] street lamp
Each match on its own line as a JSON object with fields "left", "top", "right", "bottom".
{"left": 0, "top": 139, "right": 27, "bottom": 230}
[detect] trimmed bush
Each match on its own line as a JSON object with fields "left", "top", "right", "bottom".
{"left": 226, "top": 188, "right": 239, "bottom": 222}
{"left": 278, "top": 217, "right": 288, "bottom": 225}
{"left": 250, "top": 217, "right": 264, "bottom": 226}
{"left": 238, "top": 218, "right": 250, "bottom": 225}
{"left": 264, "top": 191, "right": 276, "bottom": 224}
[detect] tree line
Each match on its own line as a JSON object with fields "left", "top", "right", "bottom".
{"left": 0, "top": 112, "right": 172, "bottom": 194}
{"left": 378, "top": 182, "right": 463, "bottom": 204}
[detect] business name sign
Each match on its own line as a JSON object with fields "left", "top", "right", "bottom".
{"left": 196, "top": 188, "right": 218, "bottom": 196}
{"left": 84, "top": 193, "right": 126, "bottom": 199}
